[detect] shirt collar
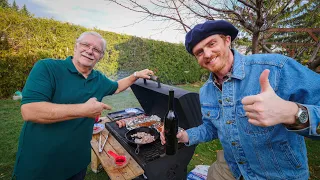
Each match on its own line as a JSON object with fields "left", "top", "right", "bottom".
{"left": 208, "top": 49, "right": 245, "bottom": 85}
{"left": 66, "top": 56, "right": 78, "bottom": 73}
{"left": 212, "top": 66, "right": 233, "bottom": 83}
{"left": 65, "top": 56, "right": 98, "bottom": 80}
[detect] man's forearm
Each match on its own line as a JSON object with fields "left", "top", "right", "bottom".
{"left": 21, "top": 102, "right": 86, "bottom": 124}
{"left": 115, "top": 74, "right": 137, "bottom": 94}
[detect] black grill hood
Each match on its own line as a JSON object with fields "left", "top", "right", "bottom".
{"left": 130, "top": 78, "right": 202, "bottom": 129}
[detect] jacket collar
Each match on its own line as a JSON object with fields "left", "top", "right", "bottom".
{"left": 230, "top": 49, "right": 245, "bottom": 80}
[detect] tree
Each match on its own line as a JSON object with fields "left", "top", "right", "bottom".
{"left": 264, "top": 0, "right": 320, "bottom": 71}
{"left": 107, "top": 0, "right": 304, "bottom": 54}
{"left": 12, "top": 0, "right": 19, "bottom": 11}
{"left": 0, "top": 0, "right": 9, "bottom": 8}
{"left": 20, "top": 4, "right": 30, "bottom": 16}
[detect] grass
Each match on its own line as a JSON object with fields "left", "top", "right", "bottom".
{"left": 0, "top": 84, "right": 319, "bottom": 180}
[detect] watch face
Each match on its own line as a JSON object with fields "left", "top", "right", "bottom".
{"left": 299, "top": 111, "right": 308, "bottom": 124}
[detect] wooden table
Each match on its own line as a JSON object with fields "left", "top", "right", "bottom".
{"left": 91, "top": 117, "right": 144, "bottom": 180}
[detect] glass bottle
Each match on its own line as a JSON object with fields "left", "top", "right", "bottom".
{"left": 164, "top": 89, "right": 178, "bottom": 155}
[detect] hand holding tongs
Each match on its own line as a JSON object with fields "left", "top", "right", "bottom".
{"left": 98, "top": 132, "right": 108, "bottom": 153}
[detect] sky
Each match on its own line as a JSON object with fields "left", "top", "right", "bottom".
{"left": 9, "top": 0, "right": 186, "bottom": 44}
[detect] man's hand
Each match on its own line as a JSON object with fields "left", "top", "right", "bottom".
{"left": 115, "top": 69, "right": 155, "bottom": 94}
{"left": 134, "top": 69, "right": 154, "bottom": 79}
{"left": 160, "top": 129, "right": 189, "bottom": 145}
{"left": 82, "top": 97, "right": 111, "bottom": 119}
{"left": 241, "top": 69, "right": 298, "bottom": 127}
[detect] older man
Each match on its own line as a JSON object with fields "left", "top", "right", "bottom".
{"left": 161, "top": 20, "right": 320, "bottom": 180}
{"left": 13, "top": 31, "right": 153, "bottom": 180}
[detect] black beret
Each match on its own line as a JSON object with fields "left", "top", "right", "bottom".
{"left": 185, "top": 20, "right": 239, "bottom": 55}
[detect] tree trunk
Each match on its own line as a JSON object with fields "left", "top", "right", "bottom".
{"left": 308, "top": 56, "right": 320, "bottom": 71}
{"left": 307, "top": 41, "right": 320, "bottom": 72}
{"left": 252, "top": 32, "right": 260, "bottom": 54}
{"left": 308, "top": 41, "right": 320, "bottom": 63}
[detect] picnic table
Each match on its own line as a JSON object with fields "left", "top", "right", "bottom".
{"left": 91, "top": 117, "right": 144, "bottom": 180}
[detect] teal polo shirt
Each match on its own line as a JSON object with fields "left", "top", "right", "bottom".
{"left": 13, "top": 56, "right": 118, "bottom": 179}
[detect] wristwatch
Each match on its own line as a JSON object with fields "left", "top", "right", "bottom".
{"left": 295, "top": 104, "right": 308, "bottom": 124}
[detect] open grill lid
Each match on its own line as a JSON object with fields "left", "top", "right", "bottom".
{"left": 130, "top": 77, "right": 202, "bottom": 129}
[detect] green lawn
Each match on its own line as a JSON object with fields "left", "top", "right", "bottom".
{"left": 0, "top": 84, "right": 319, "bottom": 179}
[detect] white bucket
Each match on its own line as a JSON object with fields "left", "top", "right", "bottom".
{"left": 12, "top": 95, "right": 22, "bottom": 100}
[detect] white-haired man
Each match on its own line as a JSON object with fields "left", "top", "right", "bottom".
{"left": 13, "top": 31, "right": 153, "bottom": 180}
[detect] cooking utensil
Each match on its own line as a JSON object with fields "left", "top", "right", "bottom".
{"left": 107, "top": 150, "right": 127, "bottom": 165}
{"left": 98, "top": 132, "right": 108, "bottom": 153}
{"left": 125, "top": 127, "right": 159, "bottom": 154}
{"left": 112, "top": 113, "right": 137, "bottom": 121}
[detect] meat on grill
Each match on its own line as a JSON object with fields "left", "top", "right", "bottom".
{"left": 131, "top": 132, "right": 155, "bottom": 144}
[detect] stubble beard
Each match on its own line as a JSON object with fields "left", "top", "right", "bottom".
{"left": 210, "top": 53, "right": 228, "bottom": 74}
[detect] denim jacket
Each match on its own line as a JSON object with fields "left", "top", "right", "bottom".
{"left": 186, "top": 50, "right": 320, "bottom": 180}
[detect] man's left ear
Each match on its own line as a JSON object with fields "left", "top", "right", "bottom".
{"left": 97, "top": 56, "right": 103, "bottom": 62}
{"left": 74, "top": 44, "right": 77, "bottom": 53}
{"left": 226, "top": 36, "right": 232, "bottom": 47}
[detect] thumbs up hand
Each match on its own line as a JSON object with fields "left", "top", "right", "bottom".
{"left": 241, "top": 69, "right": 298, "bottom": 127}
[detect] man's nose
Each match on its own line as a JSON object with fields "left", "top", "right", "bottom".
{"left": 86, "top": 46, "right": 94, "bottom": 54}
{"left": 203, "top": 48, "right": 212, "bottom": 59}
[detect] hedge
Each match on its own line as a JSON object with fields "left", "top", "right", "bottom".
{"left": 0, "top": 8, "right": 204, "bottom": 98}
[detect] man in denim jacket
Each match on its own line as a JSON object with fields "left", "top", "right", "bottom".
{"left": 161, "top": 20, "right": 320, "bottom": 179}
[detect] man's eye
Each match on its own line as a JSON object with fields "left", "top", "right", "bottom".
{"left": 196, "top": 51, "right": 203, "bottom": 57}
{"left": 209, "top": 42, "right": 215, "bottom": 47}
{"left": 93, "top": 48, "right": 101, "bottom": 54}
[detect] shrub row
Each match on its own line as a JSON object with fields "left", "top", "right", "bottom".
{"left": 0, "top": 8, "right": 205, "bottom": 98}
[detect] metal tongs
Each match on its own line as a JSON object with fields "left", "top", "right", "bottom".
{"left": 98, "top": 132, "right": 108, "bottom": 153}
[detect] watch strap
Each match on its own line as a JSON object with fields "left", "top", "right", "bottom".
{"left": 285, "top": 103, "right": 309, "bottom": 130}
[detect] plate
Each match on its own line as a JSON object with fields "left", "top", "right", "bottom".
{"left": 93, "top": 123, "right": 104, "bottom": 134}
{"left": 125, "top": 108, "right": 139, "bottom": 114}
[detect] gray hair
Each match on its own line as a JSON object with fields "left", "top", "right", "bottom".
{"left": 76, "top": 31, "right": 107, "bottom": 54}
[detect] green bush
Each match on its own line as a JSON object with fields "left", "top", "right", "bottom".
{"left": 0, "top": 53, "right": 49, "bottom": 98}
{"left": 116, "top": 37, "right": 203, "bottom": 84}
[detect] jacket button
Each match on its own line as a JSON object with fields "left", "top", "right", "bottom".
{"left": 225, "top": 98, "right": 230, "bottom": 102}
{"left": 226, "top": 120, "right": 233, "bottom": 124}
{"left": 218, "top": 100, "right": 222, "bottom": 104}
{"left": 207, "top": 111, "right": 210, "bottom": 116}
{"left": 231, "top": 142, "right": 237, "bottom": 146}
{"left": 238, "top": 161, "right": 245, "bottom": 164}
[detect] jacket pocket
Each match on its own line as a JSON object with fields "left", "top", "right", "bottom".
{"left": 279, "top": 141, "right": 303, "bottom": 170}
{"left": 201, "top": 103, "right": 220, "bottom": 120}
{"left": 236, "top": 105, "right": 274, "bottom": 135}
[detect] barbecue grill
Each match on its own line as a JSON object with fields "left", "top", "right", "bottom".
{"left": 105, "top": 77, "right": 202, "bottom": 180}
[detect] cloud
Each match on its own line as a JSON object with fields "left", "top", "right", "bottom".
{"left": 29, "top": 0, "right": 185, "bottom": 43}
